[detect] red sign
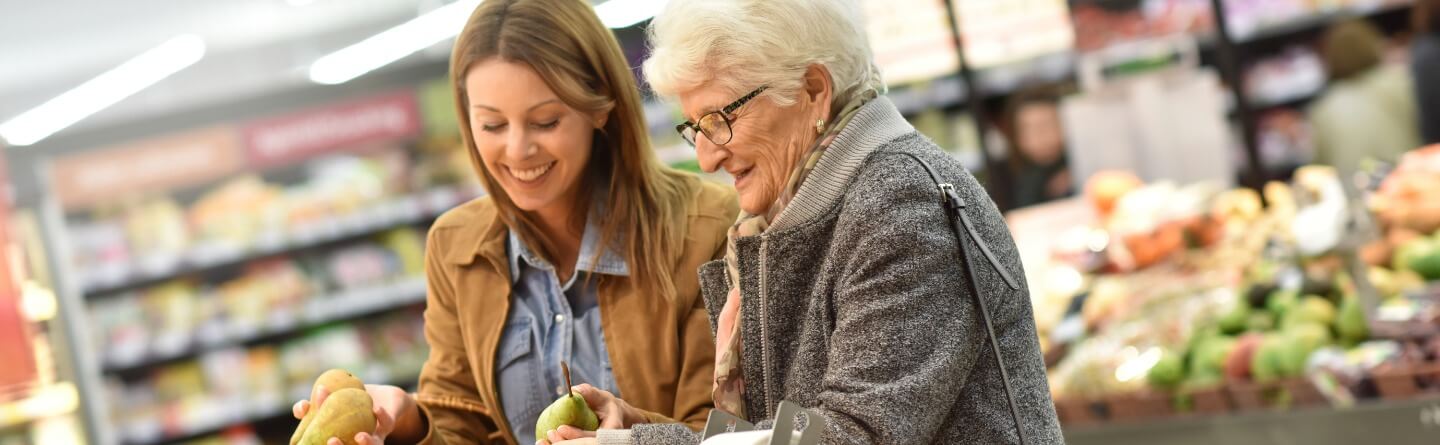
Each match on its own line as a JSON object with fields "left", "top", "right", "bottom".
{"left": 51, "top": 126, "right": 245, "bottom": 210}
{"left": 242, "top": 91, "right": 421, "bottom": 168}
{"left": 0, "top": 145, "right": 37, "bottom": 399}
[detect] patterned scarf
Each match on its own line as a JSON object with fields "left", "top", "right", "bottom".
{"left": 713, "top": 91, "right": 875, "bottom": 418}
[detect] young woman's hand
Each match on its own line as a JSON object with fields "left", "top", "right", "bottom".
{"left": 292, "top": 384, "right": 424, "bottom": 445}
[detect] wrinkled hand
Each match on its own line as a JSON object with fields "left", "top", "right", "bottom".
{"left": 292, "top": 384, "right": 421, "bottom": 445}
{"left": 571, "top": 384, "right": 647, "bottom": 429}
{"left": 536, "top": 425, "right": 598, "bottom": 445}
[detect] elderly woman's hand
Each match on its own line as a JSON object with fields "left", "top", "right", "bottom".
{"left": 534, "top": 384, "right": 646, "bottom": 445}
{"left": 537, "top": 425, "right": 598, "bottom": 445}
{"left": 572, "top": 384, "right": 648, "bottom": 428}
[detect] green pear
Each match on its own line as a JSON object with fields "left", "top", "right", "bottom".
{"left": 535, "top": 362, "right": 599, "bottom": 442}
{"left": 1147, "top": 348, "right": 1185, "bottom": 390}
{"left": 1337, "top": 295, "right": 1369, "bottom": 345}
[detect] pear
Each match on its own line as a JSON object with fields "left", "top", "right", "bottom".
{"left": 1336, "top": 295, "right": 1370, "bottom": 346}
{"left": 297, "top": 388, "right": 377, "bottom": 445}
{"left": 535, "top": 362, "right": 599, "bottom": 442}
{"left": 292, "top": 369, "right": 366, "bottom": 445}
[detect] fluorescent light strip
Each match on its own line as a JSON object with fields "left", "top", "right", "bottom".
{"left": 0, "top": 35, "right": 206, "bottom": 147}
{"left": 308, "top": 0, "right": 482, "bottom": 85}
{"left": 596, "top": 0, "right": 669, "bottom": 29}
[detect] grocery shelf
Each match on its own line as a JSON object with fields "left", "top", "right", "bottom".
{"left": 1233, "top": 2, "right": 1414, "bottom": 44}
{"left": 101, "top": 277, "right": 428, "bottom": 377}
{"left": 120, "top": 373, "right": 421, "bottom": 445}
{"left": 891, "top": 76, "right": 968, "bottom": 117}
{"left": 1065, "top": 396, "right": 1440, "bottom": 445}
{"left": 80, "top": 186, "right": 480, "bottom": 297}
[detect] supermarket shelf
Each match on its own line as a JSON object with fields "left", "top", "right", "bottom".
{"left": 80, "top": 186, "right": 480, "bottom": 296}
{"left": 890, "top": 52, "right": 1079, "bottom": 118}
{"left": 1251, "top": 87, "right": 1322, "bottom": 110}
{"left": 101, "top": 277, "right": 428, "bottom": 377}
{"left": 1065, "top": 396, "right": 1440, "bottom": 445}
{"left": 1234, "top": 2, "right": 1414, "bottom": 44}
{"left": 891, "top": 75, "right": 968, "bottom": 117}
{"left": 122, "top": 373, "right": 421, "bottom": 445}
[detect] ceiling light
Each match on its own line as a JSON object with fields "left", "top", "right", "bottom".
{"left": 0, "top": 35, "right": 206, "bottom": 147}
{"left": 308, "top": 0, "right": 482, "bottom": 85}
{"left": 595, "top": 0, "right": 669, "bottom": 29}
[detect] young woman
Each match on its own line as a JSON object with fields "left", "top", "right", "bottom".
{"left": 292, "top": 1, "right": 736, "bottom": 444}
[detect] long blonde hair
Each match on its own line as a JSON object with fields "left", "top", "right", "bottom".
{"left": 452, "top": 0, "right": 691, "bottom": 301}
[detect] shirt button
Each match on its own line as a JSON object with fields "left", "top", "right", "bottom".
{"left": 555, "top": 314, "right": 566, "bottom": 323}
{"left": 556, "top": 386, "right": 566, "bottom": 396}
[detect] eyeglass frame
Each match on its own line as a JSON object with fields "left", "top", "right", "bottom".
{"left": 675, "top": 86, "right": 769, "bottom": 147}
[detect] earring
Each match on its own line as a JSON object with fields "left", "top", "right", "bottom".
{"left": 815, "top": 118, "right": 825, "bottom": 134}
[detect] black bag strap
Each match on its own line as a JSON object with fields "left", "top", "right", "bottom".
{"left": 898, "top": 152, "right": 1028, "bottom": 445}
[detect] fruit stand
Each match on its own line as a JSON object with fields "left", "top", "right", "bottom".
{"left": 1014, "top": 146, "right": 1440, "bottom": 439}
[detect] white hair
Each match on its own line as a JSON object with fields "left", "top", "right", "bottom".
{"left": 642, "top": 0, "right": 884, "bottom": 115}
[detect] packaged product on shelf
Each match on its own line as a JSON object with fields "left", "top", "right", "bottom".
{"left": 198, "top": 348, "right": 250, "bottom": 421}
{"left": 241, "top": 347, "right": 286, "bottom": 417}
{"left": 379, "top": 228, "right": 426, "bottom": 277}
{"left": 143, "top": 281, "right": 203, "bottom": 359}
{"left": 279, "top": 326, "right": 367, "bottom": 401}
{"left": 68, "top": 219, "right": 131, "bottom": 288}
{"left": 123, "top": 197, "right": 191, "bottom": 275}
{"left": 363, "top": 311, "right": 427, "bottom": 382}
{"left": 152, "top": 362, "right": 212, "bottom": 438}
{"left": 91, "top": 294, "right": 149, "bottom": 368}
{"left": 326, "top": 245, "right": 392, "bottom": 290}
{"left": 188, "top": 176, "right": 282, "bottom": 258}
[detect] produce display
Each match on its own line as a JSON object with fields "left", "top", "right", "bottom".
{"left": 1033, "top": 146, "right": 1440, "bottom": 426}
{"left": 66, "top": 148, "right": 478, "bottom": 292}
{"left": 105, "top": 310, "right": 425, "bottom": 445}
{"left": 87, "top": 228, "right": 426, "bottom": 371}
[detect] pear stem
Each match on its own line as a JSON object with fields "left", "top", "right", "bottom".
{"left": 562, "top": 361, "right": 573, "bottom": 395}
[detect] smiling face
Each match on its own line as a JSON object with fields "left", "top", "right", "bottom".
{"left": 465, "top": 58, "right": 607, "bottom": 216}
{"left": 680, "top": 69, "right": 831, "bottom": 215}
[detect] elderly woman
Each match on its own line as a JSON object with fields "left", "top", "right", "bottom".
{"left": 542, "top": 1, "right": 1062, "bottom": 444}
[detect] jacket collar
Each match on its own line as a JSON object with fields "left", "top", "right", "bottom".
{"left": 770, "top": 96, "right": 915, "bottom": 231}
{"left": 442, "top": 201, "right": 508, "bottom": 267}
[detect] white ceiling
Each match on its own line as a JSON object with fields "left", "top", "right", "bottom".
{"left": 0, "top": 0, "right": 461, "bottom": 138}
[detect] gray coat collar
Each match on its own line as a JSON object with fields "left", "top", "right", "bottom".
{"left": 771, "top": 96, "right": 915, "bottom": 231}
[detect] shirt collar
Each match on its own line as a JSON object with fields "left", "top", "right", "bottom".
{"left": 507, "top": 211, "right": 630, "bottom": 283}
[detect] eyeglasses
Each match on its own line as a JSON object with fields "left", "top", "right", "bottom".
{"left": 675, "top": 86, "right": 768, "bottom": 147}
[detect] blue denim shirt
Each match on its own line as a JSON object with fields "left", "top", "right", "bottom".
{"left": 497, "top": 215, "right": 624, "bottom": 441}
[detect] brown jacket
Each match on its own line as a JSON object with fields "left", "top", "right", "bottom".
{"left": 411, "top": 178, "right": 737, "bottom": 445}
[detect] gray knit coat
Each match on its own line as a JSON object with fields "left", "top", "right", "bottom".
{"left": 602, "top": 96, "right": 1063, "bottom": 445}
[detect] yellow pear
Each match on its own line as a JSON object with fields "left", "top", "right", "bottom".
{"left": 292, "top": 369, "right": 366, "bottom": 445}
{"left": 297, "top": 388, "right": 376, "bottom": 445}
